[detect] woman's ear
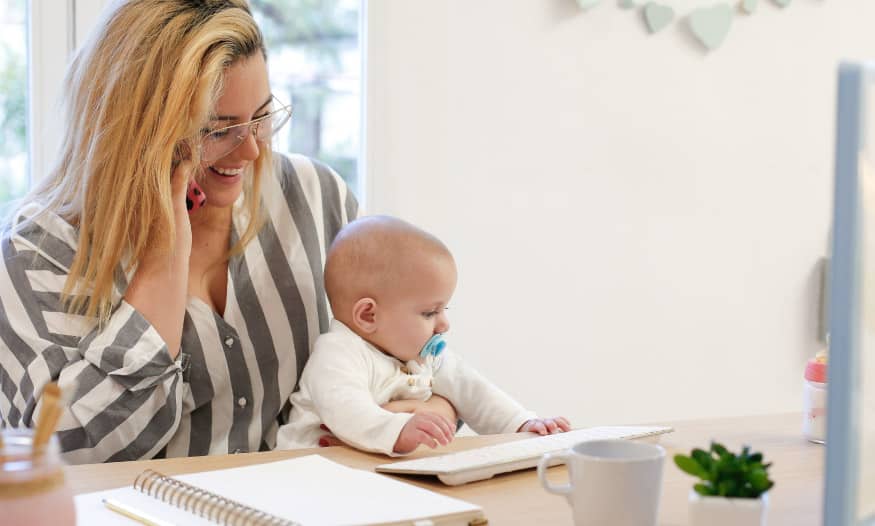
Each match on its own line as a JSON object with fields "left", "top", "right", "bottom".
{"left": 351, "top": 298, "right": 378, "bottom": 334}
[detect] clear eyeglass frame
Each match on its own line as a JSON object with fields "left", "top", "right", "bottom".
{"left": 199, "top": 95, "right": 293, "bottom": 162}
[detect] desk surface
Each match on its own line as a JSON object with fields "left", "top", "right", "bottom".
{"left": 66, "top": 413, "right": 821, "bottom": 525}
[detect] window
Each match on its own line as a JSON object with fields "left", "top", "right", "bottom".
{"left": 0, "top": 0, "right": 28, "bottom": 214}
{"left": 23, "top": 1, "right": 362, "bottom": 203}
{"left": 251, "top": 0, "right": 362, "bottom": 197}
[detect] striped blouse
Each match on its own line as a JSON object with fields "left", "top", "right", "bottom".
{"left": 0, "top": 154, "right": 358, "bottom": 464}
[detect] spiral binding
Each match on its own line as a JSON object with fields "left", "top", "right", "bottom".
{"left": 133, "top": 469, "right": 301, "bottom": 526}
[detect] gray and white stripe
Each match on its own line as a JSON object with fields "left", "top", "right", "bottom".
{"left": 0, "top": 154, "right": 358, "bottom": 464}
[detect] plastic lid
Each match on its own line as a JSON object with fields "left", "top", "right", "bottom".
{"left": 805, "top": 358, "right": 827, "bottom": 383}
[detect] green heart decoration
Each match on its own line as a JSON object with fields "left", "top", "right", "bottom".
{"left": 644, "top": 2, "right": 675, "bottom": 33}
{"left": 576, "top": 0, "right": 800, "bottom": 52}
{"left": 688, "top": 4, "right": 733, "bottom": 50}
{"left": 576, "top": 0, "right": 603, "bottom": 10}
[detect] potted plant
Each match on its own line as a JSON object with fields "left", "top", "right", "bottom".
{"left": 674, "top": 442, "right": 774, "bottom": 526}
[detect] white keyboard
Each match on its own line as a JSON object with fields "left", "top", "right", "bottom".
{"left": 375, "top": 425, "right": 673, "bottom": 486}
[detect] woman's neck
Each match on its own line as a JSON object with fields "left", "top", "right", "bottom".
{"left": 189, "top": 205, "right": 233, "bottom": 234}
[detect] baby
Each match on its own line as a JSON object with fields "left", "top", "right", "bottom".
{"left": 276, "top": 215, "right": 570, "bottom": 455}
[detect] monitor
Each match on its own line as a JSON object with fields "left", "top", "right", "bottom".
{"left": 825, "top": 61, "right": 875, "bottom": 526}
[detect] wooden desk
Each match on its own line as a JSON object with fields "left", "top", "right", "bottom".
{"left": 66, "top": 413, "right": 822, "bottom": 525}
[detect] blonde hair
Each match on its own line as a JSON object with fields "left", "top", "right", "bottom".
{"left": 13, "top": 0, "right": 268, "bottom": 323}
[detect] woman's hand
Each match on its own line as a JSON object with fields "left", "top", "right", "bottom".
{"left": 123, "top": 161, "right": 194, "bottom": 358}
{"left": 380, "top": 399, "right": 420, "bottom": 414}
{"left": 317, "top": 424, "right": 345, "bottom": 447}
{"left": 381, "top": 395, "right": 458, "bottom": 425}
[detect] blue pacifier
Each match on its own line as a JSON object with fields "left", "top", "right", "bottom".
{"left": 419, "top": 334, "right": 446, "bottom": 359}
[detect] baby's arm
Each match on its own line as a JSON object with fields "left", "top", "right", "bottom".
{"left": 303, "top": 343, "right": 412, "bottom": 455}
{"left": 318, "top": 400, "right": 455, "bottom": 452}
{"left": 430, "top": 350, "right": 538, "bottom": 435}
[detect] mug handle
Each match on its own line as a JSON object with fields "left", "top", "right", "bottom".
{"left": 537, "top": 451, "right": 572, "bottom": 496}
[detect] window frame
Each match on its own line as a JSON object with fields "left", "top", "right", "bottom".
{"left": 28, "top": 0, "right": 71, "bottom": 184}
{"left": 28, "top": 0, "right": 104, "bottom": 183}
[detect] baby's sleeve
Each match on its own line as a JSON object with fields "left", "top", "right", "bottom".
{"left": 431, "top": 350, "right": 536, "bottom": 435}
{"left": 303, "top": 336, "right": 413, "bottom": 455}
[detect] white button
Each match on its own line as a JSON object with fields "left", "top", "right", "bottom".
{"left": 237, "top": 397, "right": 247, "bottom": 408}
{"left": 225, "top": 337, "right": 234, "bottom": 347}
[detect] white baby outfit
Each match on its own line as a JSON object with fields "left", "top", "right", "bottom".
{"left": 276, "top": 320, "right": 535, "bottom": 455}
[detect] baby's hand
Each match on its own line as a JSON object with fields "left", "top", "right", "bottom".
{"left": 518, "top": 417, "right": 572, "bottom": 435}
{"left": 393, "top": 412, "right": 455, "bottom": 454}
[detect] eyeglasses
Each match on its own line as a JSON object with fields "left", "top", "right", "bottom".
{"left": 199, "top": 96, "right": 292, "bottom": 162}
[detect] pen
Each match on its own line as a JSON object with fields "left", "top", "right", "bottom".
{"left": 102, "top": 498, "right": 178, "bottom": 526}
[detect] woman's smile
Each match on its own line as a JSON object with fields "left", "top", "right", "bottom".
{"left": 207, "top": 164, "right": 244, "bottom": 185}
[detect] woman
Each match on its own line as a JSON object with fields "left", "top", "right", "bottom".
{"left": 0, "top": 0, "right": 453, "bottom": 463}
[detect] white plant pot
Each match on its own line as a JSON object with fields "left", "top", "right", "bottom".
{"left": 688, "top": 490, "right": 769, "bottom": 526}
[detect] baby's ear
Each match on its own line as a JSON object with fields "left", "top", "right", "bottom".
{"left": 351, "top": 298, "right": 378, "bottom": 333}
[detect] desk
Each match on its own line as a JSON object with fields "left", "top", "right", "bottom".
{"left": 66, "top": 413, "right": 821, "bottom": 525}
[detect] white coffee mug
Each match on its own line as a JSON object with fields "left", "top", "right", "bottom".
{"left": 537, "top": 439, "right": 666, "bottom": 526}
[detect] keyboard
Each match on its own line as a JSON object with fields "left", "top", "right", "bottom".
{"left": 375, "top": 425, "right": 673, "bottom": 486}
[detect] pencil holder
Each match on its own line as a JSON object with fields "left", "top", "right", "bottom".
{"left": 0, "top": 428, "right": 76, "bottom": 526}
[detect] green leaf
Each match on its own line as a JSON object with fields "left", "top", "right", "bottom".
{"left": 675, "top": 455, "right": 709, "bottom": 479}
{"left": 717, "top": 480, "right": 730, "bottom": 496}
{"left": 691, "top": 449, "right": 713, "bottom": 472}
{"left": 694, "top": 483, "right": 715, "bottom": 496}
{"left": 679, "top": 443, "right": 773, "bottom": 498}
{"left": 727, "top": 479, "right": 740, "bottom": 497}
{"left": 711, "top": 442, "right": 729, "bottom": 457}
{"left": 749, "top": 468, "right": 775, "bottom": 497}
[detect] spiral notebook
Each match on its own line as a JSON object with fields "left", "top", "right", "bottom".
{"left": 74, "top": 455, "right": 486, "bottom": 526}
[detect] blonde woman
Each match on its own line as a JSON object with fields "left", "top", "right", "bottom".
{"left": 0, "top": 0, "right": 453, "bottom": 463}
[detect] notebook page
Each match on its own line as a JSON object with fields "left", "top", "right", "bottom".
{"left": 76, "top": 485, "right": 215, "bottom": 525}
{"left": 75, "top": 455, "right": 482, "bottom": 525}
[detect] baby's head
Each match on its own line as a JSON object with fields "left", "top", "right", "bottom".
{"left": 325, "top": 215, "right": 457, "bottom": 362}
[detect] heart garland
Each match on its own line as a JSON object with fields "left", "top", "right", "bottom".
{"left": 688, "top": 4, "right": 733, "bottom": 50}
{"left": 575, "top": 0, "right": 804, "bottom": 52}
{"left": 644, "top": 2, "right": 675, "bottom": 33}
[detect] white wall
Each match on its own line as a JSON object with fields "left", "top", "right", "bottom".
{"left": 365, "top": 0, "right": 875, "bottom": 427}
